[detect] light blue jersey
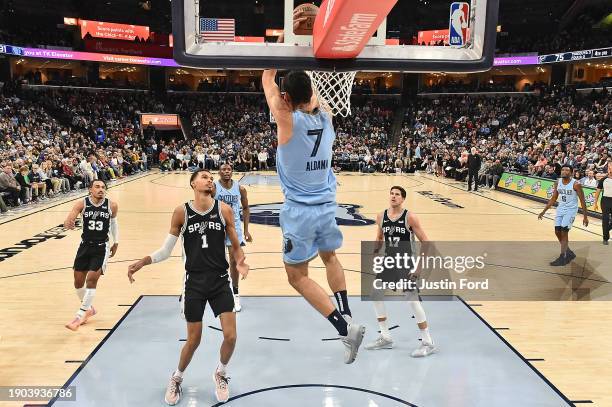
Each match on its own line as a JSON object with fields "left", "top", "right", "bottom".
{"left": 277, "top": 110, "right": 337, "bottom": 205}
{"left": 276, "top": 110, "right": 342, "bottom": 264}
{"left": 555, "top": 178, "right": 578, "bottom": 230}
{"left": 556, "top": 178, "right": 578, "bottom": 213}
{"left": 214, "top": 179, "right": 244, "bottom": 246}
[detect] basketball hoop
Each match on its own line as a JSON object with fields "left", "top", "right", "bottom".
{"left": 306, "top": 70, "right": 356, "bottom": 118}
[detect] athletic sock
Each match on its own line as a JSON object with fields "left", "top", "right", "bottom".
{"left": 216, "top": 362, "right": 227, "bottom": 376}
{"left": 232, "top": 285, "right": 239, "bottom": 295}
{"left": 333, "top": 290, "right": 352, "bottom": 317}
{"left": 76, "top": 288, "right": 96, "bottom": 318}
{"left": 173, "top": 369, "right": 184, "bottom": 379}
{"left": 327, "top": 309, "right": 348, "bottom": 336}
{"left": 378, "top": 319, "right": 391, "bottom": 339}
{"left": 75, "top": 287, "right": 86, "bottom": 301}
{"left": 420, "top": 328, "right": 433, "bottom": 344}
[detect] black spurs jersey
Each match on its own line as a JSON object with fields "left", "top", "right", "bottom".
{"left": 81, "top": 197, "right": 112, "bottom": 242}
{"left": 381, "top": 209, "right": 414, "bottom": 253}
{"left": 181, "top": 200, "right": 229, "bottom": 273}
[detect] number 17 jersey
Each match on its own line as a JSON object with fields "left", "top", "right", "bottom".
{"left": 277, "top": 110, "right": 337, "bottom": 205}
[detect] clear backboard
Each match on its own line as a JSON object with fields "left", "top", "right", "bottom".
{"left": 172, "top": 0, "right": 499, "bottom": 73}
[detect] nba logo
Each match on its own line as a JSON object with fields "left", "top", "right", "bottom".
{"left": 449, "top": 2, "right": 469, "bottom": 47}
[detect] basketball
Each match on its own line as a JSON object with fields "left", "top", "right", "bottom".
{"left": 293, "top": 3, "right": 319, "bottom": 35}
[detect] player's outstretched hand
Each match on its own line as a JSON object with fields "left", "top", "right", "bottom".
{"left": 583, "top": 216, "right": 589, "bottom": 227}
{"left": 110, "top": 243, "right": 119, "bottom": 258}
{"left": 127, "top": 259, "right": 145, "bottom": 283}
{"left": 237, "top": 259, "right": 250, "bottom": 280}
{"left": 245, "top": 231, "right": 253, "bottom": 243}
{"left": 538, "top": 211, "right": 545, "bottom": 220}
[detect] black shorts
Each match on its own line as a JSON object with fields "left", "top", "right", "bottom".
{"left": 73, "top": 241, "right": 110, "bottom": 273}
{"left": 376, "top": 252, "right": 417, "bottom": 293}
{"left": 181, "top": 271, "right": 234, "bottom": 322}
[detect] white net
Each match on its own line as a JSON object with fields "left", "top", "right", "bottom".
{"left": 306, "top": 71, "right": 357, "bottom": 118}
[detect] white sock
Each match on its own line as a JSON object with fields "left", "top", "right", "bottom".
{"left": 420, "top": 327, "right": 433, "bottom": 345}
{"left": 76, "top": 288, "right": 96, "bottom": 318}
{"left": 75, "top": 287, "right": 86, "bottom": 301}
{"left": 216, "top": 362, "right": 227, "bottom": 376}
{"left": 378, "top": 319, "right": 391, "bottom": 339}
{"left": 173, "top": 369, "right": 183, "bottom": 378}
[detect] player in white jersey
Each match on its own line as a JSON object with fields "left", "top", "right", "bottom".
{"left": 539, "top": 164, "right": 589, "bottom": 266}
{"left": 213, "top": 163, "right": 252, "bottom": 311}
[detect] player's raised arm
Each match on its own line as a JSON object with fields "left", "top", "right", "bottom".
{"left": 574, "top": 182, "right": 589, "bottom": 227}
{"left": 539, "top": 181, "right": 559, "bottom": 220}
{"left": 262, "top": 69, "right": 293, "bottom": 144}
{"left": 64, "top": 199, "right": 85, "bottom": 229}
{"left": 127, "top": 204, "right": 184, "bottom": 283}
{"left": 220, "top": 202, "right": 249, "bottom": 279}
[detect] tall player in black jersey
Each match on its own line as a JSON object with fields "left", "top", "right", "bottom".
{"left": 365, "top": 186, "right": 437, "bottom": 357}
{"left": 127, "top": 169, "right": 249, "bottom": 405}
{"left": 63, "top": 180, "right": 119, "bottom": 331}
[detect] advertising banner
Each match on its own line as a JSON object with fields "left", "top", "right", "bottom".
{"left": 80, "top": 20, "right": 150, "bottom": 41}
{"left": 498, "top": 172, "right": 601, "bottom": 214}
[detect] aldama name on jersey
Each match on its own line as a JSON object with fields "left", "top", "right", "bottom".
{"left": 306, "top": 159, "right": 328, "bottom": 171}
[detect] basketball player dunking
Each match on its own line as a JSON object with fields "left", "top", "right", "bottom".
{"left": 63, "top": 180, "right": 119, "bottom": 331}
{"left": 127, "top": 169, "right": 249, "bottom": 405}
{"left": 366, "top": 186, "right": 437, "bottom": 357}
{"left": 539, "top": 164, "right": 589, "bottom": 266}
{"left": 214, "top": 163, "right": 252, "bottom": 312}
{"left": 262, "top": 65, "right": 366, "bottom": 363}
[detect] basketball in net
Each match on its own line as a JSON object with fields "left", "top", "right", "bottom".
{"left": 306, "top": 71, "right": 356, "bottom": 118}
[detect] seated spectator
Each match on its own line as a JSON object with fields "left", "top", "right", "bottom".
{"left": 581, "top": 170, "right": 598, "bottom": 188}
{"left": 0, "top": 162, "right": 21, "bottom": 207}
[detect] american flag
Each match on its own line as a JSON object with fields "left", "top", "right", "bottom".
{"left": 199, "top": 18, "right": 235, "bottom": 42}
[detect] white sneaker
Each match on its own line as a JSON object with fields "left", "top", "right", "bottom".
{"left": 233, "top": 295, "right": 242, "bottom": 312}
{"left": 164, "top": 375, "right": 182, "bottom": 405}
{"left": 365, "top": 335, "right": 394, "bottom": 350}
{"left": 341, "top": 321, "right": 366, "bottom": 364}
{"left": 411, "top": 341, "right": 437, "bottom": 358}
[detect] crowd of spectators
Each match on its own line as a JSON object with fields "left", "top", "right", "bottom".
{"left": 1, "top": 80, "right": 610, "bottom": 213}
{"left": 396, "top": 87, "right": 611, "bottom": 189}
{"left": 0, "top": 91, "right": 149, "bottom": 215}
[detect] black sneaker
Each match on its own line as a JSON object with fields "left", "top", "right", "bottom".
{"left": 604, "top": 240, "right": 609, "bottom": 246}
{"left": 566, "top": 249, "right": 576, "bottom": 261}
{"left": 549, "top": 255, "right": 567, "bottom": 266}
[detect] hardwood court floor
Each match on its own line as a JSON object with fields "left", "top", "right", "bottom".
{"left": 0, "top": 170, "right": 609, "bottom": 406}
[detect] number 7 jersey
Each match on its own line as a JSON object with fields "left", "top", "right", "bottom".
{"left": 276, "top": 110, "right": 337, "bottom": 205}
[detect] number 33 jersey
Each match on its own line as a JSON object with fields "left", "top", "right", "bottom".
{"left": 181, "top": 200, "right": 229, "bottom": 273}
{"left": 81, "top": 197, "right": 112, "bottom": 242}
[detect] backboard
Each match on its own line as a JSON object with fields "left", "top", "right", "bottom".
{"left": 172, "top": 0, "right": 499, "bottom": 73}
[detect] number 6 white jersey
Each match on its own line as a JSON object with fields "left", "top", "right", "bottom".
{"left": 276, "top": 110, "right": 337, "bottom": 205}
{"left": 556, "top": 178, "right": 578, "bottom": 214}
{"left": 81, "top": 197, "right": 112, "bottom": 242}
